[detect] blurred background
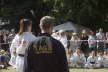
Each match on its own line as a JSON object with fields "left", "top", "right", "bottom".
{"left": 0, "top": 0, "right": 108, "bottom": 33}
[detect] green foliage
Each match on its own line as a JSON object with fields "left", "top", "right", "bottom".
{"left": 1, "top": 0, "right": 108, "bottom": 31}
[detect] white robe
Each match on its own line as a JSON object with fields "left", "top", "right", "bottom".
{"left": 68, "top": 55, "right": 75, "bottom": 67}
{"left": 103, "top": 56, "right": 108, "bottom": 68}
{"left": 85, "top": 56, "right": 97, "bottom": 68}
{"left": 9, "top": 32, "right": 36, "bottom": 72}
{"left": 69, "top": 53, "right": 86, "bottom": 67}
{"left": 9, "top": 35, "right": 18, "bottom": 68}
{"left": 97, "top": 56, "right": 105, "bottom": 67}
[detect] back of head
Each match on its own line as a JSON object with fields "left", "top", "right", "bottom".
{"left": 18, "top": 18, "right": 32, "bottom": 35}
{"left": 40, "top": 16, "right": 55, "bottom": 30}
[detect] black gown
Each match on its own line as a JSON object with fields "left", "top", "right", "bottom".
{"left": 23, "top": 33, "right": 69, "bottom": 72}
{"left": 81, "top": 36, "right": 89, "bottom": 56}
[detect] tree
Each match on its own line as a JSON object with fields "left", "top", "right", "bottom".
{"left": 1, "top": 0, "right": 108, "bottom": 32}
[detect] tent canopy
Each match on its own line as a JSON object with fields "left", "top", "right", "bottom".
{"left": 53, "top": 22, "right": 90, "bottom": 32}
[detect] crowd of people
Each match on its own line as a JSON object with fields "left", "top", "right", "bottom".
{"left": 0, "top": 16, "right": 108, "bottom": 71}
{"left": 0, "top": 29, "right": 16, "bottom": 69}
{"left": 52, "top": 28, "right": 108, "bottom": 68}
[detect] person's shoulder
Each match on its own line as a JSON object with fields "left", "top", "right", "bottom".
{"left": 27, "top": 32, "right": 35, "bottom": 36}
{"left": 33, "top": 36, "right": 62, "bottom": 45}
{"left": 25, "top": 32, "right": 36, "bottom": 38}
{"left": 31, "top": 36, "right": 42, "bottom": 43}
{"left": 50, "top": 36, "right": 62, "bottom": 44}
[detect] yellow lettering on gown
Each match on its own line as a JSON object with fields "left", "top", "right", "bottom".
{"left": 34, "top": 45, "right": 52, "bottom": 54}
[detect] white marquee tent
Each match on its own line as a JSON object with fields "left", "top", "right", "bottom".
{"left": 53, "top": 22, "right": 90, "bottom": 32}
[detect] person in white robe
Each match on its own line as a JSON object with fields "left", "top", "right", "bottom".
{"left": 9, "top": 18, "right": 36, "bottom": 72}
{"left": 67, "top": 49, "right": 74, "bottom": 67}
{"left": 96, "top": 52, "right": 105, "bottom": 68}
{"left": 103, "top": 51, "right": 108, "bottom": 68}
{"left": 85, "top": 51, "right": 98, "bottom": 69}
{"left": 9, "top": 35, "right": 17, "bottom": 68}
{"left": 70, "top": 48, "right": 86, "bottom": 68}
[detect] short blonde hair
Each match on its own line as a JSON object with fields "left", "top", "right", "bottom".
{"left": 40, "top": 16, "right": 55, "bottom": 29}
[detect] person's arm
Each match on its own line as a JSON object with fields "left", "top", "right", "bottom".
{"left": 10, "top": 35, "right": 17, "bottom": 56}
{"left": 57, "top": 42, "right": 69, "bottom": 72}
{"left": 23, "top": 42, "right": 33, "bottom": 72}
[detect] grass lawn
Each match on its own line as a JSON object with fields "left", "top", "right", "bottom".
{"left": 0, "top": 67, "right": 108, "bottom": 72}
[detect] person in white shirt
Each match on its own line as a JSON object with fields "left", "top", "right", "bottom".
{"left": 9, "top": 18, "right": 36, "bottom": 72}
{"left": 103, "top": 51, "right": 108, "bottom": 68}
{"left": 96, "top": 28, "right": 105, "bottom": 53}
{"left": 58, "top": 30, "right": 68, "bottom": 50}
{"left": 88, "top": 31, "right": 97, "bottom": 54}
{"left": 96, "top": 28, "right": 105, "bottom": 40}
{"left": 97, "top": 52, "right": 105, "bottom": 68}
{"left": 85, "top": 51, "right": 98, "bottom": 69}
{"left": 67, "top": 49, "right": 74, "bottom": 67}
{"left": 71, "top": 48, "right": 86, "bottom": 68}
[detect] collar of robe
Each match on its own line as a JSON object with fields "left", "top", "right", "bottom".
{"left": 38, "top": 33, "right": 51, "bottom": 37}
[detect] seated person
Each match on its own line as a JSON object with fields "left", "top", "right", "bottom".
{"left": 96, "top": 52, "right": 105, "bottom": 68}
{"left": 85, "top": 51, "right": 98, "bottom": 69}
{"left": 67, "top": 49, "right": 74, "bottom": 67}
{"left": 0, "top": 50, "right": 9, "bottom": 69}
{"left": 4, "top": 51, "right": 10, "bottom": 66}
{"left": 103, "top": 51, "right": 108, "bottom": 68}
{"left": 0, "top": 50, "right": 6, "bottom": 68}
{"left": 70, "top": 48, "right": 86, "bottom": 68}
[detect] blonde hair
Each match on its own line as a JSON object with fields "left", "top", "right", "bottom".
{"left": 40, "top": 16, "right": 55, "bottom": 29}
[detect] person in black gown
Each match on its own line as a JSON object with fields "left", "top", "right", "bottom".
{"left": 23, "top": 16, "right": 69, "bottom": 72}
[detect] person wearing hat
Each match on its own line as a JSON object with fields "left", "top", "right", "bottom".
{"left": 23, "top": 16, "right": 69, "bottom": 72}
